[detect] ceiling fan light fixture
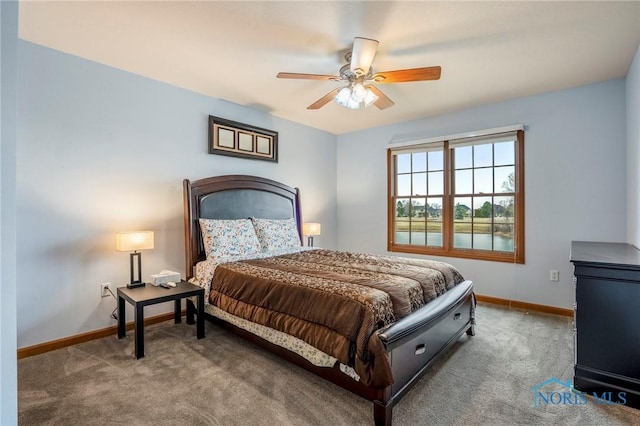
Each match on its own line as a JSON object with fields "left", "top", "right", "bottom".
{"left": 363, "top": 86, "right": 379, "bottom": 107}
{"left": 334, "top": 84, "right": 379, "bottom": 109}
{"left": 334, "top": 86, "right": 360, "bottom": 109}
{"left": 334, "top": 87, "right": 359, "bottom": 109}
{"left": 351, "top": 83, "right": 367, "bottom": 103}
{"left": 346, "top": 98, "right": 360, "bottom": 109}
{"left": 334, "top": 86, "right": 352, "bottom": 107}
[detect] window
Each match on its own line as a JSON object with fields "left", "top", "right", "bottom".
{"left": 387, "top": 129, "right": 524, "bottom": 263}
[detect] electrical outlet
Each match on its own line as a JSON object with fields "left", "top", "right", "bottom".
{"left": 101, "top": 282, "right": 111, "bottom": 297}
{"left": 549, "top": 270, "right": 559, "bottom": 282}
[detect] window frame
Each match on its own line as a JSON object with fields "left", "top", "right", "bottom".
{"left": 387, "top": 130, "right": 525, "bottom": 264}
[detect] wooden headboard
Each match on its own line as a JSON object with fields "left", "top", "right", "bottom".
{"left": 182, "top": 175, "right": 302, "bottom": 279}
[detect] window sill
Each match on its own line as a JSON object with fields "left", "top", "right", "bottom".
{"left": 388, "top": 243, "right": 524, "bottom": 264}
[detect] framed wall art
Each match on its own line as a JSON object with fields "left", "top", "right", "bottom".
{"left": 208, "top": 116, "right": 278, "bottom": 162}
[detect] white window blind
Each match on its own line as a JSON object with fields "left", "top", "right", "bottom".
{"left": 448, "top": 131, "right": 519, "bottom": 148}
{"left": 387, "top": 125, "right": 523, "bottom": 152}
{"left": 389, "top": 141, "right": 444, "bottom": 155}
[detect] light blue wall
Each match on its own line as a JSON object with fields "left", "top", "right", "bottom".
{"left": 627, "top": 44, "right": 640, "bottom": 247}
{"left": 337, "top": 80, "right": 628, "bottom": 309}
{"left": 16, "top": 41, "right": 337, "bottom": 348}
{"left": 14, "top": 35, "right": 639, "bottom": 349}
{"left": 1, "top": 1, "right": 18, "bottom": 423}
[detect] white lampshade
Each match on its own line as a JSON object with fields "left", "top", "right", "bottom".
{"left": 116, "top": 231, "right": 154, "bottom": 252}
{"left": 334, "top": 87, "right": 352, "bottom": 107}
{"left": 345, "top": 97, "right": 360, "bottom": 109}
{"left": 302, "top": 223, "right": 321, "bottom": 237}
{"left": 351, "top": 83, "right": 367, "bottom": 103}
{"left": 363, "top": 86, "right": 379, "bottom": 107}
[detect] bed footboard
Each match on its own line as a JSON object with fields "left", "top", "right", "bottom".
{"left": 374, "top": 280, "right": 475, "bottom": 424}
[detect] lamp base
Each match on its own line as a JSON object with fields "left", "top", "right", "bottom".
{"left": 127, "top": 282, "right": 146, "bottom": 289}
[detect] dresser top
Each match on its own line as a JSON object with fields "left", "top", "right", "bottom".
{"left": 570, "top": 241, "right": 640, "bottom": 267}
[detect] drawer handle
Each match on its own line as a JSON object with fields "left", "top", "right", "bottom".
{"left": 454, "top": 313, "right": 461, "bottom": 320}
{"left": 415, "top": 344, "right": 426, "bottom": 355}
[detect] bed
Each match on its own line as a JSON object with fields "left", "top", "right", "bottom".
{"left": 183, "top": 174, "right": 475, "bottom": 425}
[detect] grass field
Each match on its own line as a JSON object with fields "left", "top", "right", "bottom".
{"left": 396, "top": 217, "right": 513, "bottom": 235}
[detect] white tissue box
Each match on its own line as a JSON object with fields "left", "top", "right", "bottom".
{"left": 150, "top": 270, "right": 181, "bottom": 286}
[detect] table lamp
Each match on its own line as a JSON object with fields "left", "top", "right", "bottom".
{"left": 302, "top": 223, "right": 321, "bottom": 247}
{"left": 116, "top": 231, "right": 154, "bottom": 288}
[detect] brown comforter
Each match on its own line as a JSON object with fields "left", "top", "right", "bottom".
{"left": 209, "top": 249, "right": 465, "bottom": 387}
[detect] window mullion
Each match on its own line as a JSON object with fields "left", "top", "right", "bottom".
{"left": 491, "top": 145, "right": 495, "bottom": 252}
{"left": 443, "top": 141, "right": 453, "bottom": 251}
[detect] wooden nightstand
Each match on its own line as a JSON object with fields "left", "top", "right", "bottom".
{"left": 117, "top": 280, "right": 204, "bottom": 359}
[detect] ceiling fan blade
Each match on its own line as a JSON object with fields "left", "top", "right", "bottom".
{"left": 350, "top": 37, "right": 379, "bottom": 75}
{"left": 277, "top": 72, "right": 339, "bottom": 81}
{"left": 367, "top": 86, "right": 395, "bottom": 110}
{"left": 372, "top": 66, "right": 441, "bottom": 83}
{"left": 307, "top": 88, "right": 341, "bottom": 110}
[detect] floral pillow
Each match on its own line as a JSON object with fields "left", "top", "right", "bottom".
{"left": 250, "top": 217, "right": 301, "bottom": 252}
{"left": 199, "top": 218, "right": 262, "bottom": 259}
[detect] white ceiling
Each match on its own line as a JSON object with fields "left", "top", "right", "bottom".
{"left": 18, "top": 1, "right": 640, "bottom": 135}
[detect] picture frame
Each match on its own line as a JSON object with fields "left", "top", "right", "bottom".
{"left": 208, "top": 116, "right": 278, "bottom": 162}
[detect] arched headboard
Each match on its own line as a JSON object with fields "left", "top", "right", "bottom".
{"left": 183, "top": 175, "right": 302, "bottom": 278}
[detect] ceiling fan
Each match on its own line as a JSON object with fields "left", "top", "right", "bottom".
{"left": 277, "top": 37, "right": 441, "bottom": 110}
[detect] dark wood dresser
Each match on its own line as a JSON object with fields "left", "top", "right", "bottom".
{"left": 570, "top": 241, "right": 640, "bottom": 408}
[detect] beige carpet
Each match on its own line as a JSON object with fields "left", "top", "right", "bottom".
{"left": 18, "top": 303, "right": 640, "bottom": 425}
